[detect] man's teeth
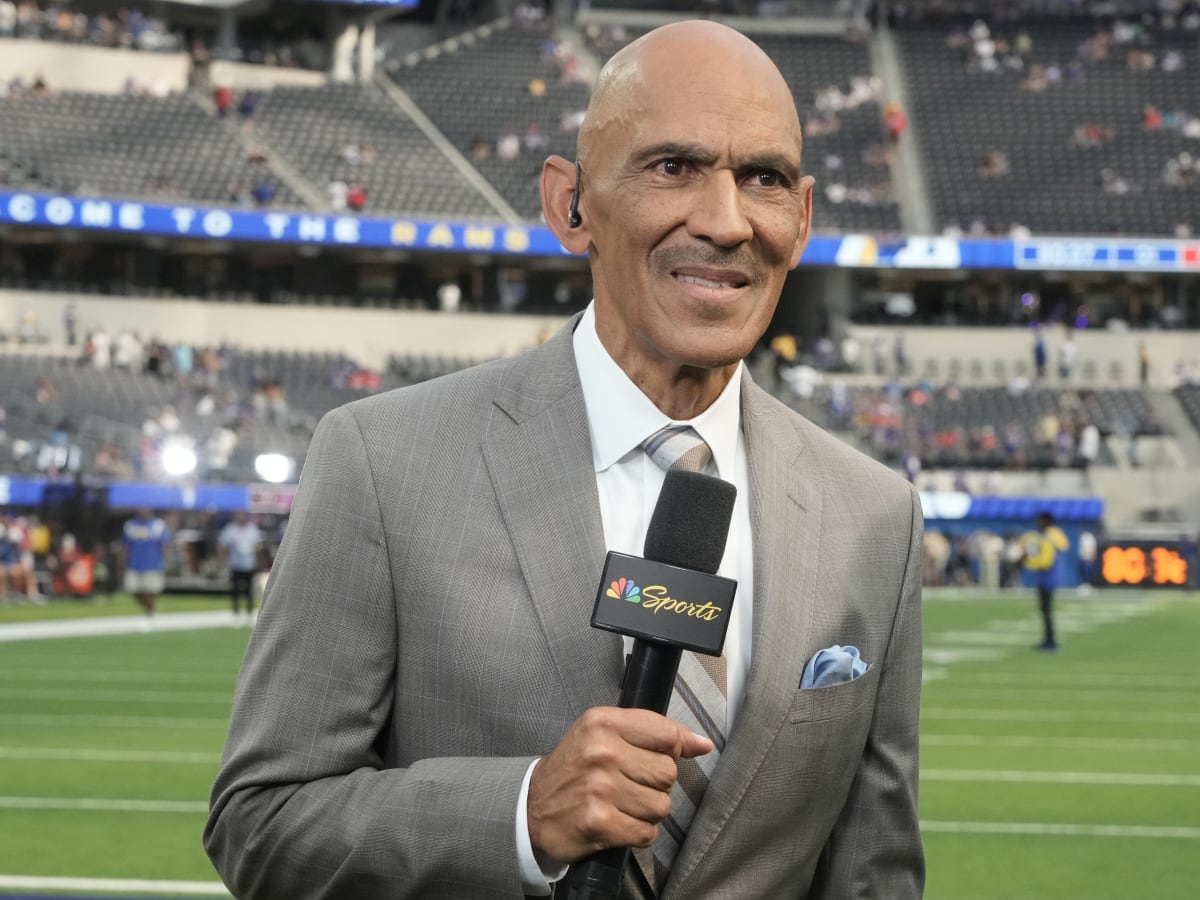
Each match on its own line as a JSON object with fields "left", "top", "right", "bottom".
{"left": 677, "top": 273, "right": 738, "bottom": 290}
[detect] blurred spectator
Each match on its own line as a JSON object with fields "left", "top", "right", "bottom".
{"left": 213, "top": 81, "right": 233, "bottom": 117}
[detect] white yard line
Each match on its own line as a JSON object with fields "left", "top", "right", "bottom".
{"left": 0, "top": 747, "right": 220, "bottom": 764}
{"left": 923, "top": 734, "right": 1196, "bottom": 752}
{"left": 0, "top": 796, "right": 207, "bottom": 813}
{"left": 921, "top": 820, "right": 1200, "bottom": 839}
{"left": 0, "top": 875, "right": 229, "bottom": 896}
{"left": 0, "top": 713, "right": 228, "bottom": 728}
{"left": 0, "top": 611, "right": 244, "bottom": 642}
{"left": 0, "top": 687, "right": 232, "bottom": 704}
{"left": 0, "top": 667, "right": 233, "bottom": 682}
{"left": 925, "top": 707, "right": 1200, "bottom": 724}
{"left": 924, "top": 769, "right": 1200, "bottom": 786}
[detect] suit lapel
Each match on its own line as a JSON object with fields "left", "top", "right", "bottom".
{"left": 483, "top": 320, "right": 625, "bottom": 720}
{"left": 665, "top": 377, "right": 822, "bottom": 897}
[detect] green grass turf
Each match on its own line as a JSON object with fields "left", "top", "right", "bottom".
{"left": 920, "top": 589, "right": 1200, "bottom": 899}
{"left": 0, "top": 589, "right": 1196, "bottom": 898}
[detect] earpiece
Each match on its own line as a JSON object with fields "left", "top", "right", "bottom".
{"left": 567, "top": 160, "right": 582, "bottom": 228}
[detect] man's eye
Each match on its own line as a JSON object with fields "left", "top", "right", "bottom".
{"left": 658, "top": 159, "right": 686, "bottom": 176}
{"left": 753, "top": 170, "right": 783, "bottom": 187}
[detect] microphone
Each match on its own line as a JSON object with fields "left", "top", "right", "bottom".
{"left": 565, "top": 469, "right": 738, "bottom": 899}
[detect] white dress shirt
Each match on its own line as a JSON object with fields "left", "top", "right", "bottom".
{"left": 517, "top": 305, "right": 756, "bottom": 893}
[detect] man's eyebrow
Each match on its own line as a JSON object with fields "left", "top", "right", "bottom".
{"left": 738, "top": 153, "right": 803, "bottom": 181}
{"left": 630, "top": 143, "right": 802, "bottom": 181}
{"left": 630, "top": 142, "right": 719, "bottom": 167}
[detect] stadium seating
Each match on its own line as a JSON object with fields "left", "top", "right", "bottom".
{"left": 0, "top": 90, "right": 299, "bottom": 206}
{"left": 252, "top": 83, "right": 501, "bottom": 217}
{"left": 386, "top": 20, "right": 592, "bottom": 220}
{"left": 896, "top": 21, "right": 1200, "bottom": 236}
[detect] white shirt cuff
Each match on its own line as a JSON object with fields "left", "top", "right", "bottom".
{"left": 516, "top": 758, "right": 570, "bottom": 895}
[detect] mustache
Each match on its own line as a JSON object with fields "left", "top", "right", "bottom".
{"left": 654, "top": 246, "right": 760, "bottom": 282}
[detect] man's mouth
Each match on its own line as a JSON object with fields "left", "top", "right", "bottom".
{"left": 672, "top": 270, "right": 750, "bottom": 291}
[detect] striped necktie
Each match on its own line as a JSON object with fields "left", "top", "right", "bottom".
{"left": 638, "top": 424, "right": 728, "bottom": 893}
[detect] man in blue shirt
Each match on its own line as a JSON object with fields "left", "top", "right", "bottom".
{"left": 122, "top": 507, "right": 171, "bottom": 618}
{"left": 219, "top": 512, "right": 263, "bottom": 623}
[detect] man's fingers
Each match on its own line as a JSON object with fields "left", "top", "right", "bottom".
{"left": 679, "top": 729, "right": 716, "bottom": 759}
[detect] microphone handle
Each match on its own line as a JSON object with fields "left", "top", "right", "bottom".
{"left": 564, "top": 642, "right": 684, "bottom": 899}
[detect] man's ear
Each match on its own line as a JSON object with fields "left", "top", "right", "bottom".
{"left": 541, "top": 155, "right": 591, "bottom": 255}
{"left": 789, "top": 175, "right": 816, "bottom": 269}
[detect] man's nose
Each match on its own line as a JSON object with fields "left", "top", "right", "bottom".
{"left": 687, "top": 171, "right": 754, "bottom": 247}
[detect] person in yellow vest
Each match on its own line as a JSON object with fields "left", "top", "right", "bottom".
{"left": 1021, "top": 512, "right": 1070, "bottom": 651}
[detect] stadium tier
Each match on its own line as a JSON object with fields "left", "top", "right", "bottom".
{"left": 897, "top": 19, "right": 1200, "bottom": 237}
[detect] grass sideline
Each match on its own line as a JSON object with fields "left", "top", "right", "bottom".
{"left": 0, "top": 594, "right": 228, "bottom": 624}
{"left": 0, "top": 588, "right": 1197, "bottom": 898}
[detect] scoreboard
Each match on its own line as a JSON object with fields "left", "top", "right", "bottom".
{"left": 1098, "top": 540, "right": 1193, "bottom": 589}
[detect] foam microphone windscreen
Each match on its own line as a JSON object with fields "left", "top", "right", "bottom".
{"left": 643, "top": 469, "right": 737, "bottom": 575}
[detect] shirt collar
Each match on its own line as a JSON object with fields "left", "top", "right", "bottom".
{"left": 573, "top": 302, "right": 743, "bottom": 477}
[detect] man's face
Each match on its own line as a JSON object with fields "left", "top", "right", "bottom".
{"left": 583, "top": 48, "right": 812, "bottom": 380}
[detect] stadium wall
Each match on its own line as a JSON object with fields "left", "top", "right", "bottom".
{"left": 0, "top": 39, "right": 190, "bottom": 94}
{"left": 0, "top": 289, "right": 566, "bottom": 368}
{"left": 4, "top": 290, "right": 1197, "bottom": 386}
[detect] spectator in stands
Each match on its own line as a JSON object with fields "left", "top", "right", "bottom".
{"left": 1138, "top": 341, "right": 1151, "bottom": 387}
{"left": 978, "top": 149, "right": 1011, "bottom": 178}
{"left": 1058, "top": 330, "right": 1077, "bottom": 380}
{"left": 0, "top": 1, "right": 14, "bottom": 38}
{"left": 883, "top": 101, "right": 907, "bottom": 141}
{"left": 206, "top": 21, "right": 924, "bottom": 900}
{"left": 213, "top": 81, "right": 234, "bottom": 117}
{"left": 1032, "top": 326, "right": 1047, "bottom": 379}
{"left": 238, "top": 90, "right": 261, "bottom": 119}
{"left": 251, "top": 178, "right": 275, "bottom": 207}
{"left": 121, "top": 507, "right": 171, "bottom": 623}
{"left": 346, "top": 182, "right": 367, "bottom": 212}
{"left": 86, "top": 327, "right": 111, "bottom": 369}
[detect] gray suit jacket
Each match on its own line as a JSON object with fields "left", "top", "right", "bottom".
{"left": 205, "top": 318, "right": 925, "bottom": 899}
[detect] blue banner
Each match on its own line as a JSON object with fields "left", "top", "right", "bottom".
{"left": 4, "top": 189, "right": 1200, "bottom": 273}
{"left": 0, "top": 474, "right": 296, "bottom": 511}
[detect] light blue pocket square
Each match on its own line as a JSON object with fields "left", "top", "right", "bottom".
{"left": 801, "top": 644, "right": 869, "bottom": 688}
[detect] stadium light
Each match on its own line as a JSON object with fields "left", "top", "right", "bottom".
{"left": 161, "top": 442, "right": 198, "bottom": 477}
{"left": 255, "top": 453, "right": 294, "bottom": 484}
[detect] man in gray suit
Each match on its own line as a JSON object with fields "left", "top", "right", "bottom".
{"left": 206, "top": 20, "right": 924, "bottom": 899}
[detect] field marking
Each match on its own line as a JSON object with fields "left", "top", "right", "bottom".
{"left": 924, "top": 769, "right": 1200, "bottom": 787}
{"left": 0, "top": 747, "right": 220, "bottom": 764}
{"left": 921, "top": 820, "right": 1200, "bottom": 839}
{"left": 0, "top": 713, "right": 228, "bottom": 729}
{"left": 0, "top": 667, "right": 234, "bottom": 683}
{"left": 934, "top": 673, "right": 1199, "bottom": 690}
{"left": 0, "top": 610, "right": 242, "bottom": 642}
{"left": 0, "top": 687, "right": 232, "bottom": 704}
{"left": 0, "top": 796, "right": 207, "bottom": 813}
{"left": 923, "top": 734, "right": 1196, "bottom": 752}
{"left": 0, "top": 875, "right": 229, "bottom": 896}
{"left": 922, "top": 686, "right": 1195, "bottom": 704}
{"left": 924, "top": 707, "right": 1200, "bottom": 725}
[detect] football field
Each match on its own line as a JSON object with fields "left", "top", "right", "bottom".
{"left": 0, "top": 589, "right": 1197, "bottom": 899}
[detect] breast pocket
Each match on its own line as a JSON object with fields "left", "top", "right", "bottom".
{"left": 788, "top": 661, "right": 880, "bottom": 724}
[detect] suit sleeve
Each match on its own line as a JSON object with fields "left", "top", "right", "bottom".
{"left": 204, "top": 405, "right": 537, "bottom": 899}
{"left": 808, "top": 483, "right": 926, "bottom": 899}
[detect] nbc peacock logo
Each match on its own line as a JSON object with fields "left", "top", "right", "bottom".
{"left": 606, "top": 577, "right": 641, "bottom": 603}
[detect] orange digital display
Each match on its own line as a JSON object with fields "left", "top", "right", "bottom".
{"left": 1100, "top": 544, "right": 1189, "bottom": 587}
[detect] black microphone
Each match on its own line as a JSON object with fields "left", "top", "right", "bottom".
{"left": 565, "top": 469, "right": 738, "bottom": 900}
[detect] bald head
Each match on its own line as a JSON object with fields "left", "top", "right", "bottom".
{"left": 578, "top": 21, "right": 802, "bottom": 168}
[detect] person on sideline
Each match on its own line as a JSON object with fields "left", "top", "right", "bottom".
{"left": 206, "top": 21, "right": 924, "bottom": 899}
{"left": 122, "top": 507, "right": 171, "bottom": 620}
{"left": 1021, "top": 511, "right": 1070, "bottom": 650}
{"left": 218, "top": 511, "right": 263, "bottom": 624}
